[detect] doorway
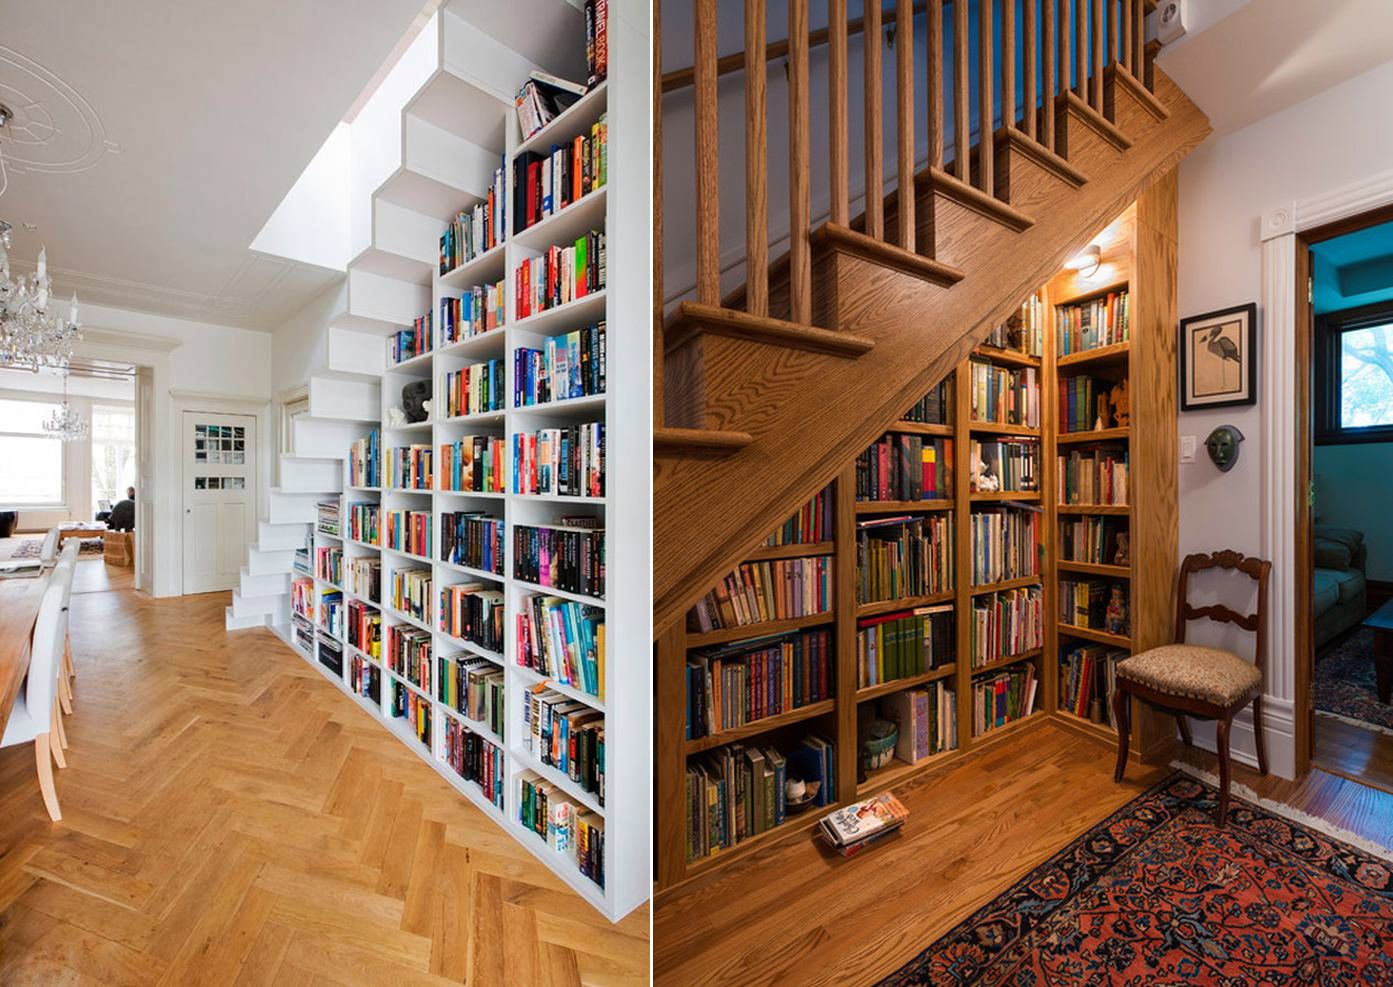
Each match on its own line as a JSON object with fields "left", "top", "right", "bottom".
{"left": 181, "top": 410, "right": 257, "bottom": 594}
{"left": 1297, "top": 205, "right": 1393, "bottom": 793}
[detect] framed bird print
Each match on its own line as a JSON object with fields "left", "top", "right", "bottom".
{"left": 1179, "top": 303, "right": 1257, "bottom": 411}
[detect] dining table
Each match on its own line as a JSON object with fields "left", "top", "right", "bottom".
{"left": 0, "top": 570, "right": 50, "bottom": 739}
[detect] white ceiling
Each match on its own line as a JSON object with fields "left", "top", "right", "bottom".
{"left": 1159, "top": 0, "right": 1393, "bottom": 137}
{"left": 0, "top": 0, "right": 426, "bottom": 331}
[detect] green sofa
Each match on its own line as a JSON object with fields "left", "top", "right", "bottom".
{"left": 1314, "top": 525, "right": 1368, "bottom": 650}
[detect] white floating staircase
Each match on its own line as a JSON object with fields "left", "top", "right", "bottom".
{"left": 224, "top": 330, "right": 384, "bottom": 633}
{"left": 225, "top": 0, "right": 566, "bottom": 640}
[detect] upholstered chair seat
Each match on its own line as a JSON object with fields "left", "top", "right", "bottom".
{"left": 1117, "top": 645, "right": 1262, "bottom": 708}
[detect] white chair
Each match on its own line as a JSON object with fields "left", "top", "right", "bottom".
{"left": 53, "top": 545, "right": 78, "bottom": 724}
{"left": 1, "top": 579, "right": 68, "bottom": 820}
{"left": 39, "top": 527, "right": 60, "bottom": 566}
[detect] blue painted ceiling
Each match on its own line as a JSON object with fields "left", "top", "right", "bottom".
{"left": 1312, "top": 219, "right": 1393, "bottom": 315}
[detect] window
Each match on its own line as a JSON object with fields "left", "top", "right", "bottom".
{"left": 1316, "top": 304, "right": 1393, "bottom": 443}
{"left": 91, "top": 404, "right": 136, "bottom": 508}
{"left": 0, "top": 397, "right": 65, "bottom": 506}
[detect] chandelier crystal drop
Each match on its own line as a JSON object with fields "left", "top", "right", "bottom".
{"left": 43, "top": 371, "right": 89, "bottom": 442}
{"left": 0, "top": 220, "right": 83, "bottom": 372}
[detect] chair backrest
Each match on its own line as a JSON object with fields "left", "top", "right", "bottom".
{"left": 39, "top": 528, "right": 60, "bottom": 565}
{"left": 25, "top": 581, "right": 67, "bottom": 719}
{"left": 55, "top": 545, "right": 78, "bottom": 610}
{"left": 1175, "top": 551, "right": 1272, "bottom": 674}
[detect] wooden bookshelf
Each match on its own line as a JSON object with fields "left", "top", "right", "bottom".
{"left": 653, "top": 183, "right": 1177, "bottom": 896}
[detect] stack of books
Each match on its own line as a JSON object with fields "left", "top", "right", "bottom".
{"left": 818, "top": 793, "right": 909, "bottom": 857}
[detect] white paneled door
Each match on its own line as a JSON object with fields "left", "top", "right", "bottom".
{"left": 181, "top": 411, "right": 256, "bottom": 595}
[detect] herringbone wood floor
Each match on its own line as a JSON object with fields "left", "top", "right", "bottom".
{"left": 0, "top": 575, "right": 649, "bottom": 985}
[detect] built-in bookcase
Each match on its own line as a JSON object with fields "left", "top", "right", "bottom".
{"left": 654, "top": 192, "right": 1177, "bottom": 894}
{"left": 282, "top": 0, "right": 647, "bottom": 921}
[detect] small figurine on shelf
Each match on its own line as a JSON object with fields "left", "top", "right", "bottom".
{"left": 971, "top": 454, "right": 1000, "bottom": 493}
{"left": 1095, "top": 393, "right": 1112, "bottom": 431}
{"left": 1105, "top": 586, "right": 1129, "bottom": 636}
{"left": 1113, "top": 531, "right": 1130, "bottom": 567}
{"left": 1109, "top": 379, "right": 1131, "bottom": 427}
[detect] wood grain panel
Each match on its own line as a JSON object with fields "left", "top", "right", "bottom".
{"left": 653, "top": 68, "right": 1209, "bottom": 643}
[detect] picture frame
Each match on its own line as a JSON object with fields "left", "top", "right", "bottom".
{"left": 1179, "top": 303, "right": 1257, "bottom": 411}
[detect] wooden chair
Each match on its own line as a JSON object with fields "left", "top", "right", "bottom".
{"left": 0, "top": 579, "right": 68, "bottom": 820}
{"left": 1113, "top": 550, "right": 1271, "bottom": 825}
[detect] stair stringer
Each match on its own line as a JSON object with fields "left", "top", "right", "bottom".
{"left": 654, "top": 69, "right": 1210, "bottom": 635}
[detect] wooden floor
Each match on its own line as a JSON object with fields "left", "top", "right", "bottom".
{"left": 0, "top": 578, "right": 648, "bottom": 986}
{"left": 1315, "top": 713, "right": 1393, "bottom": 797}
{"left": 654, "top": 718, "right": 1393, "bottom": 987}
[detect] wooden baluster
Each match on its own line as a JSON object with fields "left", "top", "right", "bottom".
{"left": 927, "top": 0, "right": 944, "bottom": 169}
{"left": 896, "top": 0, "right": 915, "bottom": 250}
{"left": 1043, "top": 0, "right": 1056, "bottom": 150}
{"left": 789, "top": 0, "right": 812, "bottom": 323}
{"left": 1092, "top": 0, "right": 1104, "bottom": 110}
{"left": 1075, "top": 0, "right": 1087, "bottom": 99}
{"left": 865, "top": 0, "right": 884, "bottom": 239}
{"left": 1121, "top": 0, "right": 1132, "bottom": 72}
{"left": 830, "top": 0, "right": 849, "bottom": 226}
{"left": 1023, "top": 0, "right": 1037, "bottom": 140}
{"left": 953, "top": 0, "right": 969, "bottom": 181}
{"left": 1133, "top": 0, "right": 1145, "bottom": 82}
{"left": 1107, "top": 0, "right": 1117, "bottom": 74}
{"left": 978, "top": 0, "right": 994, "bottom": 194}
{"left": 694, "top": 0, "right": 719, "bottom": 305}
{"left": 1003, "top": 0, "right": 1016, "bottom": 133}
{"left": 745, "top": 0, "right": 768, "bottom": 316}
{"left": 1061, "top": 0, "right": 1073, "bottom": 99}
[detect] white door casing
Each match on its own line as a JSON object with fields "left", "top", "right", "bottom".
{"left": 135, "top": 367, "right": 156, "bottom": 592}
{"left": 181, "top": 411, "right": 256, "bottom": 594}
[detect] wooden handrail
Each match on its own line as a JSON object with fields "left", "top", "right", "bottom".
{"left": 746, "top": 0, "right": 768, "bottom": 316}
{"left": 660, "top": 0, "right": 930, "bottom": 94}
{"left": 864, "top": 0, "right": 884, "bottom": 239}
{"left": 896, "top": 0, "right": 915, "bottom": 251}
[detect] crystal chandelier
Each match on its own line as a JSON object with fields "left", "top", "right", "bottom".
{"left": 0, "top": 104, "right": 82, "bottom": 372}
{"left": 0, "top": 221, "right": 82, "bottom": 371}
{"left": 43, "top": 371, "right": 88, "bottom": 442}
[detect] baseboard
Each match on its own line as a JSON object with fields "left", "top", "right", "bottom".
{"left": 1183, "top": 693, "right": 1296, "bottom": 780}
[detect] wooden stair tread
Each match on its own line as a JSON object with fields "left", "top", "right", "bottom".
{"left": 810, "top": 223, "right": 965, "bottom": 286}
{"left": 666, "top": 302, "right": 875, "bottom": 358}
{"left": 997, "top": 127, "right": 1089, "bottom": 189}
{"left": 920, "top": 166, "right": 1035, "bottom": 232}
{"left": 1060, "top": 91, "right": 1134, "bottom": 151}
{"left": 654, "top": 426, "right": 753, "bottom": 455}
{"left": 1106, "top": 64, "right": 1170, "bottom": 122}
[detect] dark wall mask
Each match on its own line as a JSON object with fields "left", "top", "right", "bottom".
{"left": 1205, "top": 425, "right": 1244, "bottom": 472}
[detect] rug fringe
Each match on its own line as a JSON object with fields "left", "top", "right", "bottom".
{"left": 1315, "top": 708, "right": 1393, "bottom": 739}
{"left": 1169, "top": 761, "right": 1393, "bottom": 863}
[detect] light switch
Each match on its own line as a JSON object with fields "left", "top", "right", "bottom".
{"left": 1180, "top": 435, "right": 1196, "bottom": 463}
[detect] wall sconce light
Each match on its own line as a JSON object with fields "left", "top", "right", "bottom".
{"left": 1065, "top": 244, "right": 1102, "bottom": 278}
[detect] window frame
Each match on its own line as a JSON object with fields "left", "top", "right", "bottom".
{"left": 1315, "top": 299, "right": 1393, "bottom": 445}
{"left": 0, "top": 394, "right": 68, "bottom": 508}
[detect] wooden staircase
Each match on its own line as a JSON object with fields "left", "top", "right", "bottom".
{"left": 655, "top": 0, "right": 1210, "bottom": 634}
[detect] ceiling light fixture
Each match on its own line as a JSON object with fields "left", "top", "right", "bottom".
{"left": 1065, "top": 243, "right": 1103, "bottom": 278}
{"left": 43, "top": 370, "right": 89, "bottom": 442}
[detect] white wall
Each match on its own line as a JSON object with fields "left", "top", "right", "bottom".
{"left": 74, "top": 302, "right": 274, "bottom": 596}
{"left": 1176, "top": 56, "right": 1393, "bottom": 775}
{"left": 271, "top": 279, "right": 347, "bottom": 396}
{"left": 1314, "top": 444, "right": 1393, "bottom": 581}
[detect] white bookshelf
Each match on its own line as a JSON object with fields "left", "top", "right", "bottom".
{"left": 276, "top": 0, "right": 649, "bottom": 922}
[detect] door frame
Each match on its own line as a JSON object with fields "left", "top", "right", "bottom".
{"left": 169, "top": 391, "right": 271, "bottom": 595}
{"left": 1262, "top": 180, "right": 1393, "bottom": 778}
{"left": 275, "top": 384, "right": 310, "bottom": 489}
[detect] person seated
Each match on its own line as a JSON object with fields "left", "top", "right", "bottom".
{"left": 107, "top": 487, "right": 136, "bottom": 532}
